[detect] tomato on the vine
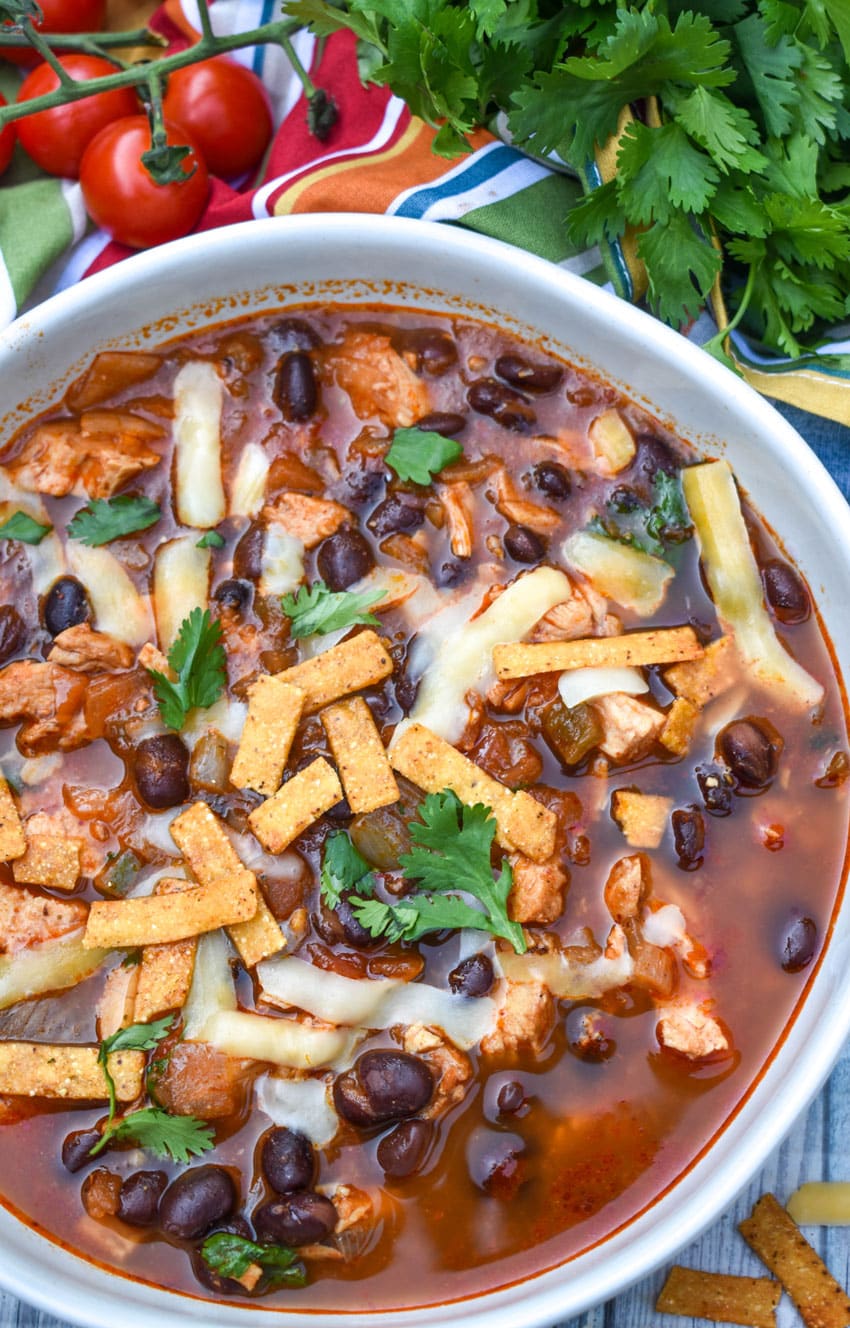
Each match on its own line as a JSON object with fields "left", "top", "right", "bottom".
{"left": 80, "top": 116, "right": 210, "bottom": 250}
{"left": 0, "top": 95, "right": 16, "bottom": 176}
{"left": 2, "top": 1, "right": 107, "bottom": 67}
{"left": 17, "top": 55, "right": 138, "bottom": 178}
{"left": 163, "top": 56, "right": 273, "bottom": 179}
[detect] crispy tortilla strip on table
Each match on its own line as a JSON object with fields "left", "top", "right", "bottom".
{"left": 390, "top": 722, "right": 556, "bottom": 863}
{"left": 494, "top": 626, "right": 704, "bottom": 680}
{"left": 0, "top": 1043, "right": 144, "bottom": 1101}
{"left": 320, "top": 697, "right": 399, "bottom": 813}
{"left": 663, "top": 635, "right": 737, "bottom": 707}
{"left": 13, "top": 834, "right": 81, "bottom": 891}
{"left": 170, "top": 801, "right": 285, "bottom": 967}
{"left": 740, "top": 1192, "right": 850, "bottom": 1328}
{"left": 249, "top": 758, "right": 343, "bottom": 854}
{"left": 134, "top": 878, "right": 198, "bottom": 1025}
{"left": 787, "top": 1182, "right": 850, "bottom": 1226}
{"left": 275, "top": 630, "right": 393, "bottom": 714}
{"left": 84, "top": 874, "right": 257, "bottom": 950}
{"left": 230, "top": 675, "right": 305, "bottom": 796}
{"left": 0, "top": 776, "right": 25, "bottom": 861}
{"left": 656, "top": 1265, "right": 781, "bottom": 1328}
{"left": 611, "top": 789, "right": 672, "bottom": 848}
{"left": 660, "top": 696, "right": 701, "bottom": 756}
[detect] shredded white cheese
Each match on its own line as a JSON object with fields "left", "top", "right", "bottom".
{"left": 499, "top": 943, "right": 634, "bottom": 999}
{"left": 558, "top": 665, "right": 648, "bottom": 710}
{"left": 643, "top": 903, "right": 687, "bottom": 949}
{"left": 173, "top": 360, "right": 226, "bottom": 529}
{"left": 66, "top": 542, "right": 153, "bottom": 647}
{"left": 260, "top": 525, "right": 304, "bottom": 598}
{"left": 203, "top": 1010, "right": 358, "bottom": 1069}
{"left": 153, "top": 536, "right": 210, "bottom": 651}
{"left": 182, "top": 928, "right": 237, "bottom": 1040}
{"left": 230, "top": 442, "right": 270, "bottom": 518}
{"left": 255, "top": 1074, "right": 339, "bottom": 1146}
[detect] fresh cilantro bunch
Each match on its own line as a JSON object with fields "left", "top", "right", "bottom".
{"left": 285, "top": 0, "right": 850, "bottom": 358}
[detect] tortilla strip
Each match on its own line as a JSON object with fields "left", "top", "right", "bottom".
{"left": 320, "top": 697, "right": 399, "bottom": 813}
{"left": 656, "top": 1265, "right": 781, "bottom": 1328}
{"left": 739, "top": 1192, "right": 850, "bottom": 1328}
{"left": 0, "top": 1043, "right": 144, "bottom": 1101}
{"left": 663, "top": 635, "right": 737, "bottom": 707}
{"left": 660, "top": 696, "right": 701, "bottom": 756}
{"left": 230, "top": 675, "right": 305, "bottom": 797}
{"left": 276, "top": 630, "right": 393, "bottom": 713}
{"left": 494, "top": 626, "right": 703, "bottom": 681}
{"left": 13, "top": 834, "right": 81, "bottom": 891}
{"left": 390, "top": 722, "right": 556, "bottom": 863}
{"left": 83, "top": 875, "right": 257, "bottom": 950}
{"left": 0, "top": 776, "right": 25, "bottom": 862}
{"left": 134, "top": 879, "right": 198, "bottom": 1025}
{"left": 611, "top": 789, "right": 671, "bottom": 848}
{"left": 248, "top": 758, "right": 343, "bottom": 854}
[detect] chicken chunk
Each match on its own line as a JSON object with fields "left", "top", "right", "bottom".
{"left": 153, "top": 1041, "right": 259, "bottom": 1119}
{"left": 656, "top": 1003, "right": 730, "bottom": 1060}
{"left": 263, "top": 493, "right": 351, "bottom": 550}
{"left": 508, "top": 855, "right": 568, "bottom": 925}
{"left": 492, "top": 468, "right": 560, "bottom": 534}
{"left": 593, "top": 692, "right": 665, "bottom": 763}
{"left": 480, "top": 979, "right": 554, "bottom": 1057}
{"left": 48, "top": 624, "right": 135, "bottom": 674}
{"left": 603, "top": 854, "right": 649, "bottom": 923}
{"left": 326, "top": 332, "right": 431, "bottom": 428}
{"left": 401, "top": 1023, "right": 472, "bottom": 1118}
{"left": 0, "top": 660, "right": 89, "bottom": 755}
{"left": 10, "top": 418, "right": 161, "bottom": 499}
{"left": 0, "top": 878, "right": 87, "bottom": 956}
{"left": 437, "top": 482, "right": 474, "bottom": 559}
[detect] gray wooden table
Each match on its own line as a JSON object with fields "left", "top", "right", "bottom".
{"left": 2, "top": 1044, "right": 847, "bottom": 1328}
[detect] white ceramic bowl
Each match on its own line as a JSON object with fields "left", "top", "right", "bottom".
{"left": 1, "top": 214, "right": 849, "bottom": 1328}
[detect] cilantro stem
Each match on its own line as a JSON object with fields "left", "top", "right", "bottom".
{"left": 703, "top": 261, "right": 759, "bottom": 360}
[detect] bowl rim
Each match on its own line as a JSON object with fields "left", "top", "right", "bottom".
{"left": 2, "top": 212, "right": 850, "bottom": 1328}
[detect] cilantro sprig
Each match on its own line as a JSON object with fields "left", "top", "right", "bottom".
{"left": 385, "top": 427, "right": 463, "bottom": 485}
{"left": 201, "top": 1232, "right": 307, "bottom": 1289}
{"left": 67, "top": 496, "right": 161, "bottom": 546}
{"left": 320, "top": 831, "right": 376, "bottom": 908}
{"left": 146, "top": 607, "right": 226, "bottom": 730}
{"left": 349, "top": 790, "right": 526, "bottom": 954}
{"left": 592, "top": 469, "right": 692, "bottom": 560}
{"left": 282, "top": 580, "right": 386, "bottom": 638}
{"left": 0, "top": 510, "right": 51, "bottom": 544}
{"left": 95, "top": 1015, "right": 174, "bottom": 1136}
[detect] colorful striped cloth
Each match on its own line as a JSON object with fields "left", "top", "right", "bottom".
{"left": 2, "top": 0, "right": 849, "bottom": 425}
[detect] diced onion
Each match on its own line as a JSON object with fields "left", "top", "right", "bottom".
{"left": 66, "top": 542, "right": 153, "bottom": 646}
{"left": 173, "top": 361, "right": 226, "bottom": 529}
{"left": 255, "top": 1073, "right": 339, "bottom": 1145}
{"left": 230, "top": 442, "right": 270, "bottom": 518}
{"left": 182, "top": 928, "right": 236, "bottom": 1040}
{"left": 0, "top": 932, "right": 107, "bottom": 1010}
{"left": 499, "top": 944, "right": 634, "bottom": 999}
{"left": 557, "top": 665, "right": 648, "bottom": 710}
{"left": 154, "top": 536, "right": 210, "bottom": 651}
{"left": 563, "top": 530, "right": 673, "bottom": 616}
{"left": 257, "top": 955, "right": 496, "bottom": 1049}
{"left": 203, "top": 1009, "right": 357, "bottom": 1069}
{"left": 260, "top": 525, "right": 304, "bottom": 597}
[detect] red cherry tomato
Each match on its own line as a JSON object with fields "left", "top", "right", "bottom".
{"left": 17, "top": 55, "right": 139, "bottom": 178}
{"left": 2, "top": 0, "right": 107, "bottom": 67}
{"left": 163, "top": 56, "right": 273, "bottom": 179}
{"left": 80, "top": 116, "right": 210, "bottom": 250}
{"left": 0, "top": 95, "right": 16, "bottom": 176}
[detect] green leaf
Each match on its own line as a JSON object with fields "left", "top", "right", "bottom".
{"left": 385, "top": 427, "right": 463, "bottom": 485}
{"left": 94, "top": 1016, "right": 174, "bottom": 1139}
{"left": 201, "top": 1232, "right": 307, "bottom": 1288}
{"left": 103, "top": 1108, "right": 215, "bottom": 1163}
{"left": 140, "top": 142, "right": 196, "bottom": 187}
{"left": 734, "top": 13, "right": 802, "bottom": 137}
{"left": 638, "top": 213, "right": 723, "bottom": 326}
{"left": 196, "top": 530, "right": 225, "bottom": 549}
{"left": 351, "top": 891, "right": 505, "bottom": 944}
{"left": 670, "top": 86, "right": 765, "bottom": 172}
{"left": 281, "top": 580, "right": 386, "bottom": 638}
{"left": 0, "top": 510, "right": 51, "bottom": 544}
{"left": 616, "top": 122, "right": 720, "bottom": 225}
{"left": 793, "top": 41, "right": 843, "bottom": 143}
{"left": 566, "top": 179, "right": 627, "bottom": 247}
{"left": 67, "top": 496, "right": 161, "bottom": 547}
{"left": 320, "top": 832, "right": 376, "bottom": 908}
{"left": 146, "top": 607, "right": 226, "bottom": 731}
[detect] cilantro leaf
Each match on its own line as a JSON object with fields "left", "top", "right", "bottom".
{"left": 281, "top": 580, "right": 386, "bottom": 638}
{"left": 0, "top": 511, "right": 51, "bottom": 544}
{"left": 616, "top": 122, "right": 719, "bottom": 225}
{"left": 320, "top": 831, "right": 376, "bottom": 908}
{"left": 201, "top": 1232, "right": 307, "bottom": 1288}
{"left": 385, "top": 428, "right": 463, "bottom": 485}
{"left": 94, "top": 1015, "right": 174, "bottom": 1142}
{"left": 669, "top": 86, "right": 765, "bottom": 172}
{"left": 146, "top": 607, "right": 226, "bottom": 731}
{"left": 351, "top": 892, "right": 502, "bottom": 944}
{"left": 196, "top": 530, "right": 225, "bottom": 549}
{"left": 101, "top": 1108, "right": 215, "bottom": 1163}
{"left": 595, "top": 470, "right": 692, "bottom": 558}
{"left": 638, "top": 213, "right": 722, "bottom": 327}
{"left": 67, "top": 496, "right": 161, "bottom": 547}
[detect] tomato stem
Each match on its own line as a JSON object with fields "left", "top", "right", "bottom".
{"left": 0, "top": 27, "right": 164, "bottom": 50}
{"left": 196, "top": 0, "right": 215, "bottom": 44}
{"left": 17, "top": 16, "right": 75, "bottom": 83}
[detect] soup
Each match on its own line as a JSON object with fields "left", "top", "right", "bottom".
{"left": 0, "top": 306, "right": 843, "bottom": 1310}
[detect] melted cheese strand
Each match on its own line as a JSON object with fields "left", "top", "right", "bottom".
{"left": 255, "top": 1073, "right": 339, "bottom": 1146}
{"left": 173, "top": 361, "right": 226, "bottom": 528}
{"left": 153, "top": 536, "right": 211, "bottom": 651}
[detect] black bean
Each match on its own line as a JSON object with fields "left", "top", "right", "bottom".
{"left": 762, "top": 559, "right": 810, "bottom": 624}
{"left": 718, "top": 719, "right": 780, "bottom": 789}
{"left": 448, "top": 953, "right": 494, "bottom": 997}
{"left": 43, "top": 576, "right": 90, "bottom": 637}
{"left": 269, "top": 317, "right": 322, "bottom": 353}
{"left": 134, "top": 733, "right": 190, "bottom": 810}
{"left": 566, "top": 1009, "right": 616, "bottom": 1061}
{"left": 467, "top": 1130, "right": 527, "bottom": 1198}
{"left": 467, "top": 378, "right": 536, "bottom": 433}
{"left": 608, "top": 485, "right": 642, "bottom": 513}
{"left": 781, "top": 915, "right": 818, "bottom": 973}
{"left": 316, "top": 527, "right": 374, "bottom": 591}
{"left": 232, "top": 524, "right": 264, "bottom": 582}
{"left": 333, "top": 1050, "right": 434, "bottom": 1127}
{"left": 532, "top": 461, "right": 571, "bottom": 500}
{"left": 324, "top": 795, "right": 353, "bottom": 825}
{"left": 316, "top": 892, "right": 378, "bottom": 949}
{"left": 117, "top": 1170, "right": 167, "bottom": 1227}
{"left": 253, "top": 1192, "right": 337, "bottom": 1247}
{"left": 214, "top": 578, "right": 251, "bottom": 612}
{"left": 0, "top": 606, "right": 26, "bottom": 665}
{"left": 261, "top": 1127, "right": 315, "bottom": 1194}
{"left": 160, "top": 1166, "right": 236, "bottom": 1240}
{"left": 634, "top": 433, "right": 681, "bottom": 479}
{"left": 672, "top": 806, "right": 705, "bottom": 870}
{"left": 437, "top": 560, "right": 468, "bottom": 587}
{"left": 504, "top": 524, "right": 545, "bottom": 564}
{"left": 416, "top": 411, "right": 466, "bottom": 437}
{"left": 367, "top": 493, "right": 425, "bottom": 539}
{"left": 398, "top": 329, "right": 458, "bottom": 375}
{"left": 496, "top": 1080, "right": 525, "bottom": 1115}
{"left": 273, "top": 351, "right": 318, "bottom": 422}
{"left": 495, "top": 353, "right": 563, "bottom": 394}
{"left": 377, "top": 1118, "right": 432, "bottom": 1178}
{"left": 61, "top": 1127, "right": 102, "bottom": 1173}
{"left": 696, "top": 763, "right": 734, "bottom": 817}
{"left": 394, "top": 659, "right": 420, "bottom": 713}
